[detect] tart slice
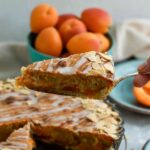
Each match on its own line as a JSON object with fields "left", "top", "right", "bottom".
{"left": 17, "top": 51, "right": 115, "bottom": 99}
{"left": 0, "top": 124, "right": 35, "bottom": 150}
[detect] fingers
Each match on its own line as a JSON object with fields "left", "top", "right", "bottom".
{"left": 136, "top": 57, "right": 150, "bottom": 87}
{"left": 138, "top": 57, "right": 150, "bottom": 74}
{"left": 133, "top": 74, "right": 150, "bottom": 87}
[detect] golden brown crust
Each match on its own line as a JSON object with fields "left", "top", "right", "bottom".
{"left": 0, "top": 120, "right": 28, "bottom": 142}
{"left": 0, "top": 123, "right": 35, "bottom": 150}
{"left": 17, "top": 51, "right": 115, "bottom": 99}
{"left": 17, "top": 72, "right": 114, "bottom": 99}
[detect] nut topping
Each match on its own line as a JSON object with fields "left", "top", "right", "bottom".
{"left": 104, "top": 62, "right": 114, "bottom": 74}
{"left": 92, "top": 62, "right": 101, "bottom": 70}
{"left": 99, "top": 53, "right": 112, "bottom": 61}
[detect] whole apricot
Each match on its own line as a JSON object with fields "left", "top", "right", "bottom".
{"left": 35, "top": 27, "right": 62, "bottom": 57}
{"left": 95, "top": 33, "right": 110, "bottom": 52}
{"left": 59, "top": 18, "right": 87, "bottom": 45}
{"left": 81, "top": 8, "right": 112, "bottom": 33}
{"left": 30, "top": 3, "right": 58, "bottom": 33}
{"left": 66, "top": 32, "right": 101, "bottom": 54}
{"left": 55, "top": 14, "right": 78, "bottom": 29}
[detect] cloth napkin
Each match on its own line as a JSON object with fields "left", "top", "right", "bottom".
{"left": 112, "top": 19, "right": 150, "bottom": 61}
{"left": 0, "top": 42, "right": 29, "bottom": 79}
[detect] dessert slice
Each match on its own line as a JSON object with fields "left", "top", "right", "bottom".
{"left": 0, "top": 124, "right": 35, "bottom": 150}
{"left": 16, "top": 51, "right": 115, "bottom": 99}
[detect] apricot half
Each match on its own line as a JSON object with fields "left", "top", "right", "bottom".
{"left": 133, "top": 81, "right": 150, "bottom": 107}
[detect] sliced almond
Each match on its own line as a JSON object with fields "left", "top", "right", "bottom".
{"left": 18, "top": 89, "right": 30, "bottom": 95}
{"left": 82, "top": 66, "right": 92, "bottom": 74}
{"left": 104, "top": 63, "right": 114, "bottom": 74}
{"left": 86, "top": 55, "right": 97, "bottom": 62}
{"left": 27, "top": 100, "right": 34, "bottom": 106}
{"left": 84, "top": 51, "right": 97, "bottom": 61}
{"left": 95, "top": 55, "right": 102, "bottom": 63}
{"left": 108, "top": 134, "right": 118, "bottom": 140}
{"left": 104, "top": 117, "right": 119, "bottom": 125}
{"left": 87, "top": 113, "right": 99, "bottom": 122}
{"left": 21, "top": 66, "right": 27, "bottom": 73}
{"left": 81, "top": 100, "right": 95, "bottom": 110}
{"left": 69, "top": 54, "right": 81, "bottom": 66}
{"left": 97, "top": 102, "right": 108, "bottom": 109}
{"left": 102, "top": 125, "right": 119, "bottom": 134}
{"left": 91, "top": 61, "right": 107, "bottom": 74}
{"left": 92, "top": 62, "right": 101, "bottom": 70}
{"left": 35, "top": 92, "right": 41, "bottom": 97}
{"left": 99, "top": 53, "right": 112, "bottom": 61}
{"left": 95, "top": 121, "right": 106, "bottom": 130}
{"left": 111, "top": 111, "right": 119, "bottom": 117}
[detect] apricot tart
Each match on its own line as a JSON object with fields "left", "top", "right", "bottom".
{"left": 0, "top": 79, "right": 123, "bottom": 150}
{"left": 16, "top": 51, "right": 115, "bottom": 99}
{"left": 0, "top": 124, "right": 35, "bottom": 150}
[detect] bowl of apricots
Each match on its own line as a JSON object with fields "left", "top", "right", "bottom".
{"left": 28, "top": 3, "right": 113, "bottom": 62}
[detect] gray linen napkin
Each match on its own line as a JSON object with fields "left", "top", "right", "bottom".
{"left": 112, "top": 19, "right": 150, "bottom": 61}
{"left": 0, "top": 42, "right": 29, "bottom": 79}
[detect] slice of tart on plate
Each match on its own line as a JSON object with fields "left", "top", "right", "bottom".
{"left": 16, "top": 51, "right": 115, "bottom": 99}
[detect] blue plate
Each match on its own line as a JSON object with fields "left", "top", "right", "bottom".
{"left": 143, "top": 139, "right": 150, "bottom": 150}
{"left": 110, "top": 59, "right": 150, "bottom": 115}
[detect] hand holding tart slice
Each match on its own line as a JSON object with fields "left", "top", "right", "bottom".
{"left": 16, "top": 51, "right": 115, "bottom": 99}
